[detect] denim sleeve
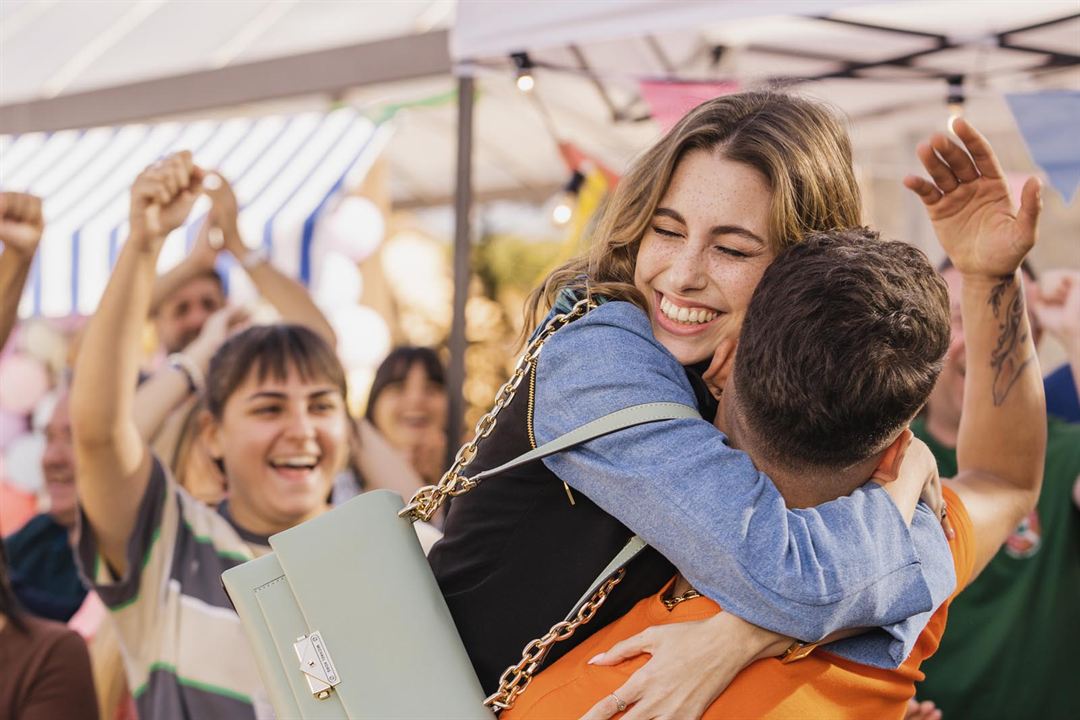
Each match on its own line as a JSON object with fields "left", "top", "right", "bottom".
{"left": 533, "top": 302, "right": 954, "bottom": 665}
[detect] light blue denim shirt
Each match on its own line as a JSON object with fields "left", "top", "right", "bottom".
{"left": 533, "top": 298, "right": 955, "bottom": 668}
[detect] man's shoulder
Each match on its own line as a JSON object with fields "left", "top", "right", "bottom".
{"left": 4, "top": 513, "right": 62, "bottom": 553}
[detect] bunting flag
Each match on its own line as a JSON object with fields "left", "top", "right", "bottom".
{"left": 1005, "top": 91, "right": 1080, "bottom": 203}
{"left": 639, "top": 80, "right": 741, "bottom": 132}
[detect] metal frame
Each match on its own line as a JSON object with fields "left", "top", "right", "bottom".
{"left": 0, "top": 30, "right": 452, "bottom": 134}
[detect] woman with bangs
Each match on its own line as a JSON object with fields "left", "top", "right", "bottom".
{"left": 428, "top": 91, "right": 958, "bottom": 711}
{"left": 365, "top": 347, "right": 448, "bottom": 487}
{"left": 66, "top": 153, "right": 433, "bottom": 720}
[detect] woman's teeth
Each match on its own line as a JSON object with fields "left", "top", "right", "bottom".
{"left": 660, "top": 296, "right": 718, "bottom": 325}
{"left": 270, "top": 455, "right": 319, "bottom": 470}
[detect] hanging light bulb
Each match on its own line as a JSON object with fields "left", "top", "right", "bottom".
{"left": 511, "top": 52, "right": 535, "bottom": 93}
{"left": 946, "top": 74, "right": 965, "bottom": 134}
{"left": 551, "top": 170, "right": 586, "bottom": 226}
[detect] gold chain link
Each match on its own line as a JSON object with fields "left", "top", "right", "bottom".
{"left": 483, "top": 568, "right": 627, "bottom": 711}
{"left": 399, "top": 294, "right": 608, "bottom": 714}
{"left": 398, "top": 296, "right": 595, "bottom": 523}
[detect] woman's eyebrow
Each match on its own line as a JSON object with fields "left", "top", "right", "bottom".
{"left": 709, "top": 225, "right": 765, "bottom": 245}
{"left": 654, "top": 207, "right": 764, "bottom": 246}
{"left": 653, "top": 207, "right": 685, "bottom": 223}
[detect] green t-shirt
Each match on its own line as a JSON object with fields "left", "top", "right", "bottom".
{"left": 913, "top": 417, "right": 1080, "bottom": 719}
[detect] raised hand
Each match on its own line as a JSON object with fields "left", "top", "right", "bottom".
{"left": 129, "top": 151, "right": 204, "bottom": 252}
{"left": 185, "top": 304, "right": 252, "bottom": 370}
{"left": 1034, "top": 269, "right": 1080, "bottom": 347}
{"left": 904, "top": 118, "right": 1041, "bottom": 278}
{"left": 0, "top": 191, "right": 44, "bottom": 257}
{"left": 203, "top": 172, "right": 245, "bottom": 258}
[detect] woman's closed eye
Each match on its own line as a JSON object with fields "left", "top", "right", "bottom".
{"left": 251, "top": 404, "right": 282, "bottom": 416}
{"left": 714, "top": 244, "right": 749, "bottom": 259}
{"left": 652, "top": 225, "right": 683, "bottom": 239}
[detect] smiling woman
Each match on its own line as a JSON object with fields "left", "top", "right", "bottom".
{"left": 68, "top": 152, "right": 355, "bottom": 720}
{"left": 428, "top": 91, "right": 955, "bottom": 709}
{"left": 365, "top": 346, "right": 448, "bottom": 484}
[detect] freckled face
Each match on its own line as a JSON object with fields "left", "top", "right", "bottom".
{"left": 634, "top": 151, "right": 775, "bottom": 365}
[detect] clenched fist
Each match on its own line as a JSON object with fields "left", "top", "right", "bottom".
{"left": 0, "top": 192, "right": 44, "bottom": 258}
{"left": 130, "top": 151, "right": 204, "bottom": 252}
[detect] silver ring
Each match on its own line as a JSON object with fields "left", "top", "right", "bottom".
{"left": 610, "top": 692, "right": 627, "bottom": 713}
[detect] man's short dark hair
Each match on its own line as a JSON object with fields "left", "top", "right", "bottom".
{"left": 733, "top": 228, "right": 950, "bottom": 470}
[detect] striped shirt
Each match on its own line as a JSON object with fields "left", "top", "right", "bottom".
{"left": 77, "top": 457, "right": 272, "bottom": 720}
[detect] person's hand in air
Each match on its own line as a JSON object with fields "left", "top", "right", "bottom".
{"left": 1035, "top": 269, "right": 1080, "bottom": 362}
{"left": 129, "top": 151, "right": 204, "bottom": 254}
{"left": 903, "top": 117, "right": 1039, "bottom": 279}
{"left": 0, "top": 191, "right": 44, "bottom": 258}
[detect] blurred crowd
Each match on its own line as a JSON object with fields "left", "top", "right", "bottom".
{"left": 0, "top": 176, "right": 450, "bottom": 719}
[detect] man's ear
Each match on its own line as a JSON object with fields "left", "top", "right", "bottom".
{"left": 870, "top": 428, "right": 914, "bottom": 484}
{"left": 702, "top": 338, "right": 737, "bottom": 401}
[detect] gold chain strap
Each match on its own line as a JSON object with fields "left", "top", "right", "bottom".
{"left": 398, "top": 295, "right": 595, "bottom": 523}
{"left": 484, "top": 568, "right": 627, "bottom": 711}
{"left": 399, "top": 293, "right": 615, "bottom": 714}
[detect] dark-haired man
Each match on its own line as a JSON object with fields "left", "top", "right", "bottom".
{"left": 501, "top": 119, "right": 1045, "bottom": 720}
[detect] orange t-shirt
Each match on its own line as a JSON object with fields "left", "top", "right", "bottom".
{"left": 503, "top": 486, "right": 974, "bottom": 720}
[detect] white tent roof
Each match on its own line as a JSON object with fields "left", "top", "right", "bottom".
{"left": 1, "top": 2, "right": 1077, "bottom": 230}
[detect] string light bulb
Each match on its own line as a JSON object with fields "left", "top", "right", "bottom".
{"left": 946, "top": 74, "right": 965, "bottom": 134}
{"left": 511, "top": 52, "right": 535, "bottom": 93}
{"left": 551, "top": 170, "right": 586, "bottom": 226}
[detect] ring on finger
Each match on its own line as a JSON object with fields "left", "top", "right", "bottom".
{"left": 610, "top": 692, "right": 627, "bottom": 713}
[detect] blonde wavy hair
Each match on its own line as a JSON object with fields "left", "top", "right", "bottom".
{"left": 524, "top": 91, "right": 863, "bottom": 333}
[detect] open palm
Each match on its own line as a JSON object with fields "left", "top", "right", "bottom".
{"left": 904, "top": 118, "right": 1040, "bottom": 278}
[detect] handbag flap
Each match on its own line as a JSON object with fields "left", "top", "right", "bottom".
{"left": 222, "top": 553, "right": 309, "bottom": 717}
{"left": 268, "top": 489, "right": 493, "bottom": 719}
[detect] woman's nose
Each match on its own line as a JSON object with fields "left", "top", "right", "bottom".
{"left": 668, "top": 244, "right": 707, "bottom": 291}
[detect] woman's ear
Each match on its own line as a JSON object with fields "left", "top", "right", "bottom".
{"left": 199, "top": 410, "right": 224, "bottom": 464}
{"left": 702, "top": 338, "right": 737, "bottom": 400}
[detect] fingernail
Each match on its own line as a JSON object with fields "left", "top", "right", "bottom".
{"left": 587, "top": 654, "right": 603, "bottom": 665}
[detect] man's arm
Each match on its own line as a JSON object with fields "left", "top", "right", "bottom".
{"left": 0, "top": 192, "right": 43, "bottom": 351}
{"left": 132, "top": 304, "right": 249, "bottom": 442}
{"left": 206, "top": 174, "right": 337, "bottom": 347}
{"left": 147, "top": 220, "right": 220, "bottom": 316}
{"left": 72, "top": 152, "right": 203, "bottom": 575}
{"left": 905, "top": 118, "right": 1046, "bottom": 580}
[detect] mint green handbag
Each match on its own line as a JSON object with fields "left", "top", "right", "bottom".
{"left": 222, "top": 298, "right": 699, "bottom": 718}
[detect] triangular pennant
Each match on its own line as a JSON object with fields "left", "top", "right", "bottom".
{"left": 1005, "top": 91, "right": 1080, "bottom": 203}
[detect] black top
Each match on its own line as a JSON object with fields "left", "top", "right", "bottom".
{"left": 428, "top": 363, "right": 716, "bottom": 694}
{"left": 4, "top": 514, "right": 86, "bottom": 622}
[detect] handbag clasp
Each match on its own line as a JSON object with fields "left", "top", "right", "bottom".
{"left": 294, "top": 631, "right": 341, "bottom": 700}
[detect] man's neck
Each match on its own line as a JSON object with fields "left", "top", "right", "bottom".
{"left": 757, "top": 453, "right": 881, "bottom": 509}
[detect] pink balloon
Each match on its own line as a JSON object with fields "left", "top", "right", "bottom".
{"left": 0, "top": 479, "right": 38, "bottom": 536}
{"left": 0, "top": 353, "right": 50, "bottom": 414}
{"left": 0, "top": 410, "right": 29, "bottom": 449}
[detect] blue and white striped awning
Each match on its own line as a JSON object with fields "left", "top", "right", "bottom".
{"left": 1, "top": 107, "right": 389, "bottom": 317}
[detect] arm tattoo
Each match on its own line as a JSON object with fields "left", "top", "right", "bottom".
{"left": 988, "top": 274, "right": 1034, "bottom": 406}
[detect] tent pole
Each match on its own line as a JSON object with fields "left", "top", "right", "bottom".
{"left": 447, "top": 75, "right": 474, "bottom": 467}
